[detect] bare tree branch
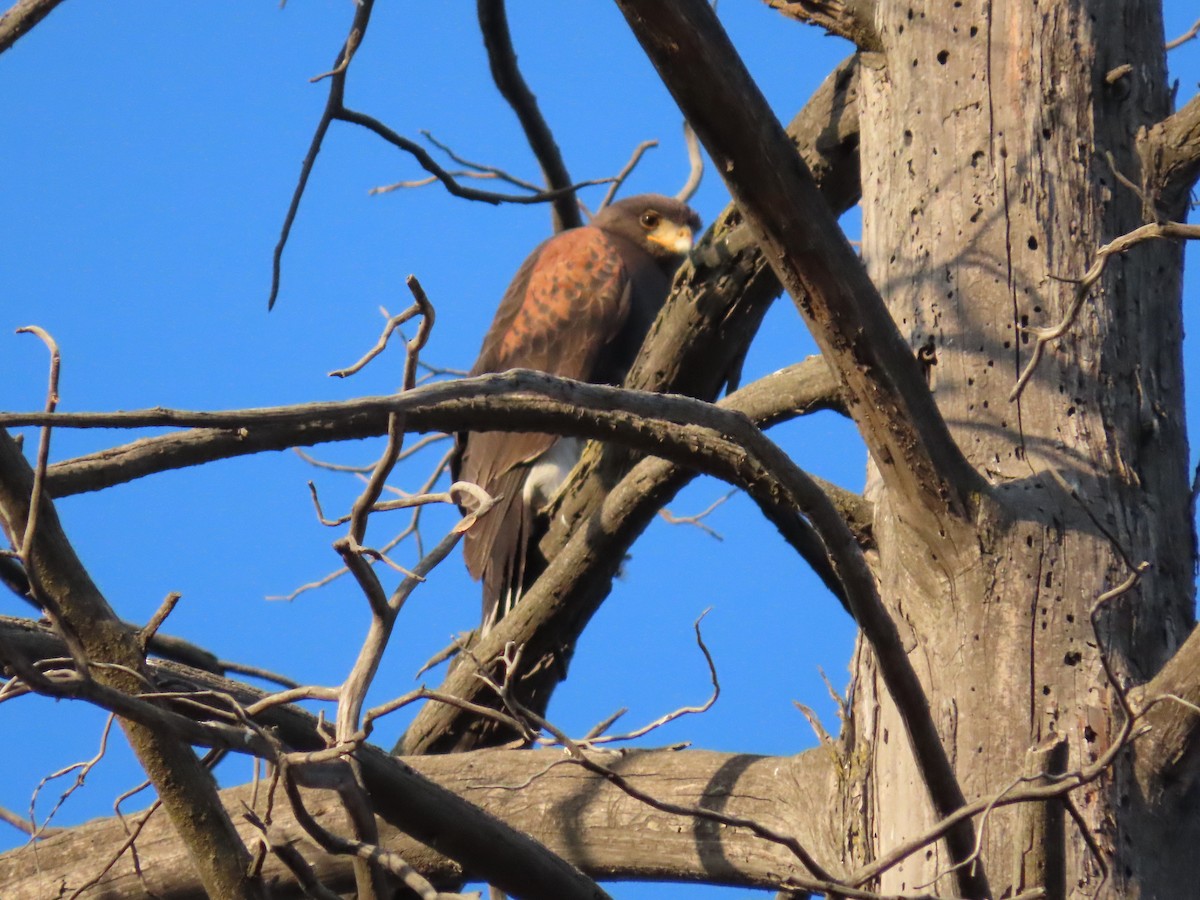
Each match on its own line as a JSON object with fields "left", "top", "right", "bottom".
{"left": 0, "top": 617, "right": 615, "bottom": 900}
{"left": 6, "top": 377, "right": 859, "bottom": 559}
{"left": 597, "top": 138, "right": 659, "bottom": 209}
{"left": 1166, "top": 17, "right": 1200, "bottom": 51}
{"left": 675, "top": 121, "right": 704, "bottom": 202}
{"left": 765, "top": 0, "right": 882, "bottom": 52}
{"left": 269, "top": 0, "right": 375, "bottom": 310}
{"left": 335, "top": 107, "right": 610, "bottom": 205}
{"left": 268, "top": 2, "right": 604, "bottom": 310}
{"left": 616, "top": 0, "right": 984, "bottom": 533}
{"left": 0, "top": 0, "right": 66, "bottom": 55}
{"left": 1140, "top": 93, "right": 1200, "bottom": 218}
{"left": 1011, "top": 220, "right": 1200, "bottom": 400}
{"left": 27, "top": 715, "right": 114, "bottom": 840}
{"left": 1129, "top": 623, "right": 1200, "bottom": 803}
{"left": 478, "top": 0, "right": 581, "bottom": 231}
{"left": 0, "top": 431, "right": 267, "bottom": 900}
{"left": 30, "top": 362, "right": 843, "bottom": 500}
{"left": 0, "top": 744, "right": 841, "bottom": 898}
{"left": 658, "top": 490, "right": 734, "bottom": 539}
{"left": 418, "top": 130, "right": 548, "bottom": 192}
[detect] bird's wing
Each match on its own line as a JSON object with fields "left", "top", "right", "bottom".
{"left": 474, "top": 227, "right": 632, "bottom": 379}
{"left": 458, "top": 226, "right": 631, "bottom": 488}
{"left": 457, "top": 226, "right": 633, "bottom": 619}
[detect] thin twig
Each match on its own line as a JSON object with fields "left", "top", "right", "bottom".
{"left": 584, "top": 610, "right": 720, "bottom": 745}
{"left": 1010, "top": 221, "right": 1200, "bottom": 400}
{"left": 658, "top": 489, "right": 735, "bottom": 540}
{"left": 401, "top": 276, "right": 436, "bottom": 391}
{"left": 370, "top": 169, "right": 519, "bottom": 196}
{"left": 310, "top": 25, "right": 361, "bottom": 82}
{"left": 10, "top": 326, "right": 91, "bottom": 674}
{"left": 477, "top": 0, "right": 581, "bottom": 231}
{"left": 337, "top": 107, "right": 611, "bottom": 206}
{"left": 138, "top": 592, "right": 182, "bottom": 650}
{"left": 348, "top": 413, "right": 406, "bottom": 545}
{"left": 28, "top": 715, "right": 113, "bottom": 839}
{"left": 294, "top": 434, "right": 449, "bottom": 473}
{"left": 269, "top": 0, "right": 375, "bottom": 309}
{"left": 421, "top": 130, "right": 545, "bottom": 191}
{"left": 311, "top": 489, "right": 466, "bottom": 528}
{"left": 14, "top": 325, "right": 60, "bottom": 561}
{"left": 1166, "top": 17, "right": 1200, "bottom": 50}
{"left": 329, "top": 282, "right": 434, "bottom": 381}
{"left": 676, "top": 120, "right": 704, "bottom": 202}
{"left": 274, "top": 446, "right": 453, "bottom": 601}
{"left": 599, "top": 139, "right": 659, "bottom": 209}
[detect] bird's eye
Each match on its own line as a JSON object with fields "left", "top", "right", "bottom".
{"left": 640, "top": 211, "right": 661, "bottom": 230}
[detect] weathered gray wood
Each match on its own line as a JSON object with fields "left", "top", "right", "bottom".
{"left": 846, "top": 0, "right": 1194, "bottom": 895}
{"left": 0, "top": 748, "right": 839, "bottom": 899}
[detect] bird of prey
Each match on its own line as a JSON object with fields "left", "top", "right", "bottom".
{"left": 455, "top": 193, "right": 701, "bottom": 630}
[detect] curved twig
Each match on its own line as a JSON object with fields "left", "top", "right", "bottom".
{"left": 598, "top": 139, "right": 659, "bottom": 210}
{"left": 13, "top": 326, "right": 60, "bottom": 561}
{"left": 1166, "top": 17, "right": 1200, "bottom": 51}
{"left": 675, "top": 120, "right": 703, "bottom": 202}
{"left": 1010, "top": 221, "right": 1200, "bottom": 401}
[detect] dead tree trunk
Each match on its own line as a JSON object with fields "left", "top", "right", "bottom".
{"left": 844, "top": 0, "right": 1195, "bottom": 895}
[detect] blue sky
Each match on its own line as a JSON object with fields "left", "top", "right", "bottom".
{"left": 1, "top": 3, "right": 1198, "bottom": 899}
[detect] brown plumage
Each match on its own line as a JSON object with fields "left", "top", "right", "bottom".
{"left": 454, "top": 194, "right": 701, "bottom": 630}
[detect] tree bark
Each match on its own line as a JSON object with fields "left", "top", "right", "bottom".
{"left": 0, "top": 748, "right": 839, "bottom": 899}
{"left": 4, "top": 4, "right": 1198, "bottom": 898}
{"left": 844, "top": 0, "right": 1195, "bottom": 895}
{"left": 0, "top": 433, "right": 266, "bottom": 900}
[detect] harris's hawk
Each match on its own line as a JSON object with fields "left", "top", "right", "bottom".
{"left": 455, "top": 193, "right": 701, "bottom": 630}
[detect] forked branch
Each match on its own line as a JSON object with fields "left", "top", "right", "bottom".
{"left": 616, "top": 0, "right": 983, "bottom": 528}
{"left": 269, "top": 1, "right": 607, "bottom": 309}
{"left": 766, "top": 0, "right": 882, "bottom": 52}
{"left": 0, "top": 431, "right": 265, "bottom": 900}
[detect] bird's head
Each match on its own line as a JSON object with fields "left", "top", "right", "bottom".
{"left": 592, "top": 193, "right": 702, "bottom": 261}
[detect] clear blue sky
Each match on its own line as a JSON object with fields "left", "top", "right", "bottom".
{"left": 1, "top": 3, "right": 1197, "bottom": 899}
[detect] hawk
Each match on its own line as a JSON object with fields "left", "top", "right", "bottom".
{"left": 455, "top": 193, "right": 701, "bottom": 630}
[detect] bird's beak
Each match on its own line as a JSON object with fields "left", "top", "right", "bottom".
{"left": 648, "top": 222, "right": 694, "bottom": 255}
